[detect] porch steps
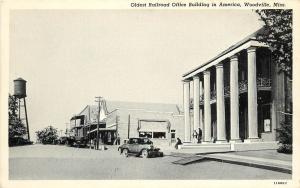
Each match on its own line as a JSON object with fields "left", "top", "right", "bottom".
{"left": 179, "top": 143, "right": 232, "bottom": 153}
{"left": 179, "top": 141, "right": 278, "bottom": 152}
{"left": 233, "top": 141, "right": 278, "bottom": 151}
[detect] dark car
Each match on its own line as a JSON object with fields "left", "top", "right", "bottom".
{"left": 67, "top": 136, "right": 88, "bottom": 148}
{"left": 57, "top": 136, "right": 68, "bottom": 145}
{"left": 118, "top": 138, "right": 163, "bottom": 158}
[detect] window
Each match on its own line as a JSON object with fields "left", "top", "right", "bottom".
{"left": 139, "top": 138, "right": 153, "bottom": 145}
{"left": 153, "top": 132, "right": 166, "bottom": 139}
{"left": 171, "top": 129, "right": 176, "bottom": 139}
{"left": 128, "top": 138, "right": 138, "bottom": 144}
{"left": 139, "top": 132, "right": 152, "bottom": 138}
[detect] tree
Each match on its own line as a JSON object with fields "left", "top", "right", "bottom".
{"left": 36, "top": 125, "right": 59, "bottom": 144}
{"left": 256, "top": 9, "right": 292, "bottom": 79}
{"left": 8, "top": 94, "right": 27, "bottom": 145}
{"left": 256, "top": 10, "right": 293, "bottom": 153}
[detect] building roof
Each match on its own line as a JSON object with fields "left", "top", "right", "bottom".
{"left": 82, "top": 100, "right": 183, "bottom": 116}
{"left": 183, "top": 27, "right": 268, "bottom": 77}
{"left": 14, "top": 77, "right": 26, "bottom": 82}
{"left": 107, "top": 101, "right": 182, "bottom": 114}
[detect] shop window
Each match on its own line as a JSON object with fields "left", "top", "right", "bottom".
{"left": 153, "top": 132, "right": 166, "bottom": 139}
{"left": 139, "top": 132, "right": 153, "bottom": 138}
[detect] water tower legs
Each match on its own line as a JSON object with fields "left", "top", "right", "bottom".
{"left": 23, "top": 98, "right": 30, "bottom": 141}
{"left": 18, "top": 98, "right": 30, "bottom": 141}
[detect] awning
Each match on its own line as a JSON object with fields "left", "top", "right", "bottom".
{"left": 139, "top": 121, "right": 168, "bottom": 132}
{"left": 87, "top": 124, "right": 117, "bottom": 134}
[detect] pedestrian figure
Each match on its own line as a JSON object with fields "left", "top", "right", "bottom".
{"left": 115, "top": 133, "right": 121, "bottom": 145}
{"left": 93, "top": 138, "right": 97, "bottom": 149}
{"left": 175, "top": 137, "right": 182, "bottom": 149}
{"left": 193, "top": 130, "right": 198, "bottom": 143}
{"left": 198, "top": 128, "right": 202, "bottom": 143}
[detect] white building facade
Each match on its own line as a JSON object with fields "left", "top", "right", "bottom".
{"left": 182, "top": 28, "right": 286, "bottom": 144}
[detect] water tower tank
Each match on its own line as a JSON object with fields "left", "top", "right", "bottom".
{"left": 14, "top": 78, "right": 27, "bottom": 98}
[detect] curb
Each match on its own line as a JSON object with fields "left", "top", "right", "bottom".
{"left": 167, "top": 151, "right": 292, "bottom": 174}
{"left": 204, "top": 156, "right": 292, "bottom": 174}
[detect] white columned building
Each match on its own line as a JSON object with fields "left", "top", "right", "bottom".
{"left": 181, "top": 27, "right": 285, "bottom": 145}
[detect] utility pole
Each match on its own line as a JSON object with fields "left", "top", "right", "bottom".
{"left": 95, "top": 96, "right": 102, "bottom": 150}
{"left": 65, "top": 123, "right": 69, "bottom": 136}
{"left": 127, "top": 114, "right": 130, "bottom": 139}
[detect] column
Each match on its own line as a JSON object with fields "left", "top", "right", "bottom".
{"left": 246, "top": 47, "right": 259, "bottom": 141}
{"left": 199, "top": 80, "right": 204, "bottom": 139}
{"left": 203, "top": 70, "right": 212, "bottom": 142}
{"left": 193, "top": 76, "right": 200, "bottom": 142}
{"left": 216, "top": 64, "right": 226, "bottom": 143}
{"left": 183, "top": 80, "right": 191, "bottom": 142}
{"left": 230, "top": 55, "right": 241, "bottom": 142}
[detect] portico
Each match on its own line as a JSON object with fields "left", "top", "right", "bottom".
{"left": 182, "top": 28, "right": 283, "bottom": 144}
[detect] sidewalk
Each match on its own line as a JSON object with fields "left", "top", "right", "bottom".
{"left": 204, "top": 152, "right": 292, "bottom": 174}
{"left": 168, "top": 148, "right": 292, "bottom": 174}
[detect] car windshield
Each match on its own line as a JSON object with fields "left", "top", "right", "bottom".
{"left": 129, "top": 138, "right": 138, "bottom": 144}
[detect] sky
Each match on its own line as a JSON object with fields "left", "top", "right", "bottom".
{"left": 9, "top": 10, "right": 264, "bottom": 139}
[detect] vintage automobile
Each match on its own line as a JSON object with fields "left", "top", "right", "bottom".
{"left": 118, "top": 137, "right": 163, "bottom": 158}
{"left": 57, "top": 136, "right": 68, "bottom": 145}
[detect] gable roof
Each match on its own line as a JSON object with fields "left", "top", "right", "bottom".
{"left": 183, "top": 27, "right": 268, "bottom": 77}
{"left": 82, "top": 100, "right": 183, "bottom": 116}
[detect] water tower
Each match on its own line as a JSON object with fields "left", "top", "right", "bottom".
{"left": 13, "top": 78, "right": 30, "bottom": 141}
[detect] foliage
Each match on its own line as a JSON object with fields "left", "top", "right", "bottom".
{"left": 256, "top": 9, "right": 293, "bottom": 154}
{"left": 276, "top": 118, "right": 292, "bottom": 154}
{"left": 256, "top": 9, "right": 292, "bottom": 79}
{"left": 36, "top": 125, "right": 59, "bottom": 144}
{"left": 8, "top": 94, "right": 28, "bottom": 146}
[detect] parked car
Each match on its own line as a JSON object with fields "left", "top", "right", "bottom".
{"left": 118, "top": 137, "right": 163, "bottom": 158}
{"left": 68, "top": 136, "right": 88, "bottom": 148}
{"left": 57, "top": 136, "right": 68, "bottom": 145}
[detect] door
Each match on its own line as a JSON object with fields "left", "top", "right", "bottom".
{"left": 171, "top": 130, "right": 176, "bottom": 143}
{"left": 129, "top": 138, "right": 139, "bottom": 153}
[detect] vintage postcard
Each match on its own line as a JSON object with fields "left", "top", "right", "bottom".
{"left": 0, "top": 0, "right": 299, "bottom": 187}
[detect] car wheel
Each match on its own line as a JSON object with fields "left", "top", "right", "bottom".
{"left": 122, "top": 149, "right": 129, "bottom": 157}
{"left": 141, "top": 149, "right": 148, "bottom": 158}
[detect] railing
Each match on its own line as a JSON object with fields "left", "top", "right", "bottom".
{"left": 189, "top": 77, "right": 271, "bottom": 108}
{"left": 239, "top": 80, "right": 248, "bottom": 93}
{"left": 257, "top": 77, "right": 272, "bottom": 88}
{"left": 224, "top": 85, "right": 230, "bottom": 97}
{"left": 210, "top": 90, "right": 216, "bottom": 101}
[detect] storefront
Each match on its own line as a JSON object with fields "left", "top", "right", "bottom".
{"left": 70, "top": 100, "right": 185, "bottom": 147}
